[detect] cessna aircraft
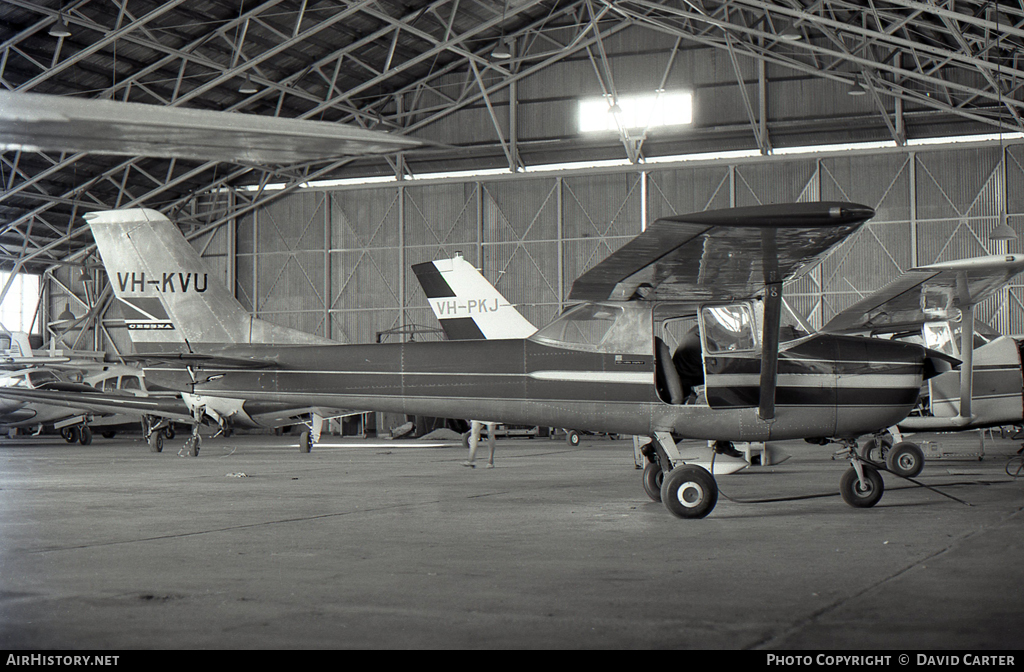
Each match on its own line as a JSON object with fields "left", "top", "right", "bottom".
{"left": 826, "top": 277, "right": 1024, "bottom": 465}
{"left": 84, "top": 201, "right": 1024, "bottom": 519}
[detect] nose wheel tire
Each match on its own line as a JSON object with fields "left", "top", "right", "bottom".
{"left": 840, "top": 464, "right": 884, "bottom": 508}
{"left": 885, "top": 441, "right": 924, "bottom": 478}
{"left": 299, "top": 430, "right": 312, "bottom": 453}
{"left": 660, "top": 464, "right": 718, "bottom": 519}
{"left": 642, "top": 461, "right": 664, "bottom": 502}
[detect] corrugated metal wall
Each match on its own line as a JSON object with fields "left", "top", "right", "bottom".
{"left": 217, "top": 142, "right": 1024, "bottom": 345}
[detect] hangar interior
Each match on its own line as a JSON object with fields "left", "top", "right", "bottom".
{"left": 6, "top": 1, "right": 1024, "bottom": 652}
{"left": 1, "top": 0, "right": 1023, "bottom": 375}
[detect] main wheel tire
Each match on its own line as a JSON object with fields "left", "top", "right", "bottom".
{"left": 642, "top": 461, "right": 664, "bottom": 502}
{"left": 299, "top": 430, "right": 312, "bottom": 453}
{"left": 148, "top": 432, "right": 164, "bottom": 453}
{"left": 184, "top": 436, "right": 200, "bottom": 457}
{"left": 1006, "top": 456, "right": 1024, "bottom": 478}
{"left": 164, "top": 425, "right": 175, "bottom": 440}
{"left": 840, "top": 464, "right": 884, "bottom": 508}
{"left": 62, "top": 426, "right": 79, "bottom": 444}
{"left": 860, "top": 433, "right": 893, "bottom": 462}
{"left": 566, "top": 430, "right": 580, "bottom": 446}
{"left": 101, "top": 430, "right": 116, "bottom": 439}
{"left": 660, "top": 464, "right": 718, "bottom": 519}
{"left": 78, "top": 426, "right": 92, "bottom": 445}
{"left": 886, "top": 441, "right": 924, "bottom": 478}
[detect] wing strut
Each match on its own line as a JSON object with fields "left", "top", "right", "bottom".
{"left": 759, "top": 228, "right": 782, "bottom": 421}
{"left": 759, "top": 282, "right": 782, "bottom": 421}
{"left": 957, "top": 301, "right": 974, "bottom": 422}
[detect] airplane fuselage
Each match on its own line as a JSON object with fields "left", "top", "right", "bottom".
{"left": 182, "top": 329, "right": 930, "bottom": 443}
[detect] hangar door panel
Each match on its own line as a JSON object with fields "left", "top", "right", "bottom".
{"left": 561, "top": 173, "right": 643, "bottom": 307}
{"left": 329, "top": 189, "right": 402, "bottom": 344}
{"left": 482, "top": 178, "right": 560, "bottom": 328}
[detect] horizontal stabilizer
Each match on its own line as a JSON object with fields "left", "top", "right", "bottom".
{"left": 823, "top": 255, "right": 1024, "bottom": 334}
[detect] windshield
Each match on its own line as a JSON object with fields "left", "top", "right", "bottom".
{"left": 531, "top": 304, "right": 622, "bottom": 349}
{"left": 530, "top": 303, "right": 651, "bottom": 354}
{"left": 27, "top": 371, "right": 61, "bottom": 387}
{"left": 924, "top": 319, "right": 1001, "bottom": 357}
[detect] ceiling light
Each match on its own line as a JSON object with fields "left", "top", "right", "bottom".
{"left": 778, "top": 24, "right": 803, "bottom": 41}
{"left": 847, "top": 77, "right": 867, "bottom": 96}
{"left": 989, "top": 222, "right": 1017, "bottom": 240}
{"left": 55, "top": 303, "right": 74, "bottom": 322}
{"left": 48, "top": 17, "right": 71, "bottom": 38}
{"left": 490, "top": 41, "right": 511, "bottom": 60}
{"left": 238, "top": 74, "right": 258, "bottom": 94}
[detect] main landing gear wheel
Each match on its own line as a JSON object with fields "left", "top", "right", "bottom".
{"left": 148, "top": 431, "right": 164, "bottom": 453}
{"left": 565, "top": 430, "right": 581, "bottom": 446}
{"left": 860, "top": 433, "right": 893, "bottom": 462}
{"left": 886, "top": 441, "right": 924, "bottom": 478}
{"left": 642, "top": 461, "right": 664, "bottom": 502}
{"left": 840, "top": 463, "right": 884, "bottom": 508}
{"left": 61, "top": 426, "right": 79, "bottom": 444}
{"left": 299, "top": 430, "right": 312, "bottom": 453}
{"left": 78, "top": 426, "right": 92, "bottom": 446}
{"left": 660, "top": 464, "right": 718, "bottom": 519}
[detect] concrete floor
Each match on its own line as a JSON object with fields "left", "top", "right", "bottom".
{"left": 0, "top": 431, "right": 1022, "bottom": 650}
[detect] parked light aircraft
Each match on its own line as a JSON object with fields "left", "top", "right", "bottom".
{"left": 826, "top": 274, "right": 1024, "bottom": 466}
{"left": 0, "top": 212, "right": 356, "bottom": 455}
{"left": 0, "top": 362, "right": 195, "bottom": 447}
{"left": 83, "top": 201, "right": 1024, "bottom": 519}
{"left": 412, "top": 253, "right": 754, "bottom": 474}
{"left": 0, "top": 366, "right": 130, "bottom": 442}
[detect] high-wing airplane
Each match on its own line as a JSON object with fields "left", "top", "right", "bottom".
{"left": 0, "top": 362, "right": 196, "bottom": 447}
{"left": 0, "top": 366, "right": 138, "bottom": 442}
{"left": 412, "top": 253, "right": 754, "bottom": 473}
{"left": 823, "top": 264, "right": 1024, "bottom": 465}
{"left": 86, "top": 201, "right": 1022, "bottom": 519}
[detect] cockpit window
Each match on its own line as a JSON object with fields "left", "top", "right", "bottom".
{"left": 924, "top": 319, "right": 1001, "bottom": 357}
{"left": 531, "top": 304, "right": 623, "bottom": 350}
{"left": 121, "top": 376, "right": 142, "bottom": 390}
{"left": 701, "top": 304, "right": 758, "bottom": 353}
{"left": 26, "top": 371, "right": 60, "bottom": 387}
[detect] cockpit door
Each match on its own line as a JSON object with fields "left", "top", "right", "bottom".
{"left": 699, "top": 303, "right": 762, "bottom": 408}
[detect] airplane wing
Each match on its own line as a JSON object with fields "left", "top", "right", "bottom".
{"left": 0, "top": 91, "right": 423, "bottom": 164}
{"left": 822, "top": 255, "right": 1024, "bottom": 334}
{"left": 0, "top": 386, "right": 195, "bottom": 423}
{"left": 568, "top": 202, "right": 874, "bottom": 303}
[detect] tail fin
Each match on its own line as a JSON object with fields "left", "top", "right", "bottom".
{"left": 412, "top": 254, "right": 536, "bottom": 340}
{"left": 86, "top": 208, "right": 333, "bottom": 353}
